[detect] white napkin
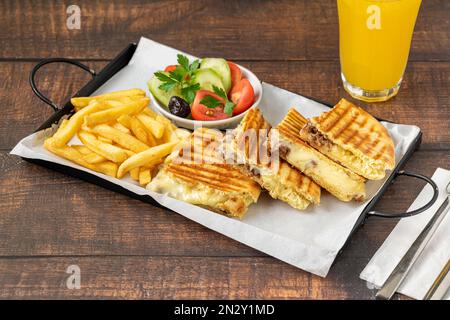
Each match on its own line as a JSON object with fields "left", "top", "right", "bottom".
{"left": 360, "top": 168, "right": 450, "bottom": 300}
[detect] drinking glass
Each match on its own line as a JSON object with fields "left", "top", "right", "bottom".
{"left": 337, "top": 0, "right": 422, "bottom": 102}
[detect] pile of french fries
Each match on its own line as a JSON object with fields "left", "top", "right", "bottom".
{"left": 44, "top": 89, "right": 189, "bottom": 186}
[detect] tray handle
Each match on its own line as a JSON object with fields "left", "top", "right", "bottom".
{"left": 29, "top": 58, "right": 96, "bottom": 112}
{"left": 368, "top": 170, "right": 439, "bottom": 218}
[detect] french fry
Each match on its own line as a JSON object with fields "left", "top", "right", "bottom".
{"left": 143, "top": 159, "right": 163, "bottom": 172}
{"left": 94, "top": 161, "right": 118, "bottom": 178}
{"left": 45, "top": 138, "right": 91, "bottom": 167}
{"left": 80, "top": 123, "right": 94, "bottom": 133}
{"left": 91, "top": 124, "right": 149, "bottom": 153}
{"left": 129, "top": 116, "right": 151, "bottom": 145}
{"left": 52, "top": 101, "right": 107, "bottom": 147}
{"left": 155, "top": 114, "right": 171, "bottom": 125}
{"left": 117, "top": 114, "right": 131, "bottom": 128}
{"left": 104, "top": 100, "right": 123, "bottom": 108}
{"left": 44, "top": 138, "right": 116, "bottom": 177}
{"left": 130, "top": 167, "right": 140, "bottom": 181}
{"left": 84, "top": 97, "right": 149, "bottom": 127}
{"left": 117, "top": 141, "right": 177, "bottom": 178}
{"left": 83, "top": 152, "right": 107, "bottom": 164}
{"left": 73, "top": 99, "right": 97, "bottom": 112}
{"left": 137, "top": 113, "right": 164, "bottom": 139}
{"left": 72, "top": 144, "right": 93, "bottom": 155}
{"left": 124, "top": 149, "right": 135, "bottom": 157}
{"left": 98, "top": 136, "right": 113, "bottom": 144}
{"left": 118, "top": 115, "right": 151, "bottom": 145}
{"left": 145, "top": 129, "right": 157, "bottom": 146}
{"left": 47, "top": 89, "right": 184, "bottom": 183}
{"left": 156, "top": 115, "right": 179, "bottom": 143}
{"left": 58, "top": 119, "right": 69, "bottom": 130}
{"left": 78, "top": 130, "right": 129, "bottom": 163}
{"left": 70, "top": 89, "right": 145, "bottom": 108}
{"left": 112, "top": 122, "right": 131, "bottom": 134}
{"left": 142, "top": 107, "right": 157, "bottom": 117}
{"left": 139, "top": 168, "right": 152, "bottom": 186}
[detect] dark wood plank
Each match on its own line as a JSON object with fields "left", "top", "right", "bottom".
{"left": 0, "top": 0, "right": 448, "bottom": 61}
{"left": 2, "top": 60, "right": 449, "bottom": 151}
{"left": 0, "top": 0, "right": 448, "bottom": 300}
{"left": 0, "top": 255, "right": 379, "bottom": 299}
{"left": 1, "top": 150, "right": 448, "bottom": 259}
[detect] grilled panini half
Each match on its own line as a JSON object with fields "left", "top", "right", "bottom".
{"left": 299, "top": 99, "right": 395, "bottom": 180}
{"left": 148, "top": 128, "right": 260, "bottom": 218}
{"left": 274, "top": 108, "right": 366, "bottom": 202}
{"left": 228, "top": 108, "right": 320, "bottom": 210}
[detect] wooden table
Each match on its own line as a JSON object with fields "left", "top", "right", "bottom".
{"left": 0, "top": 0, "right": 448, "bottom": 299}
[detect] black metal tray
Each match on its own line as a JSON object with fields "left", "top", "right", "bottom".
{"left": 25, "top": 42, "right": 439, "bottom": 261}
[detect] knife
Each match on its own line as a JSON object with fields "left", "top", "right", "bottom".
{"left": 376, "top": 195, "right": 450, "bottom": 300}
{"left": 424, "top": 260, "right": 450, "bottom": 300}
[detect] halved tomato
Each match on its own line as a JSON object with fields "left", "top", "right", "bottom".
{"left": 191, "top": 90, "right": 230, "bottom": 121}
{"left": 164, "top": 65, "right": 177, "bottom": 72}
{"left": 227, "top": 61, "right": 242, "bottom": 90}
{"left": 230, "top": 79, "right": 254, "bottom": 115}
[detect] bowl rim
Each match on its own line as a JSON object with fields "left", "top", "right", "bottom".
{"left": 149, "top": 63, "right": 263, "bottom": 126}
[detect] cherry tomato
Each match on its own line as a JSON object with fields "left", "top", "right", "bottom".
{"left": 227, "top": 61, "right": 242, "bottom": 89}
{"left": 230, "top": 79, "right": 255, "bottom": 115}
{"left": 191, "top": 90, "right": 230, "bottom": 121}
{"left": 164, "top": 65, "right": 177, "bottom": 72}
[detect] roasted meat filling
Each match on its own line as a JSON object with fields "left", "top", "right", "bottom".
{"left": 279, "top": 145, "right": 290, "bottom": 159}
{"left": 300, "top": 122, "right": 332, "bottom": 150}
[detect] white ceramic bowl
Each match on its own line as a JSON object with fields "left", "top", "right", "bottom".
{"left": 149, "top": 64, "right": 263, "bottom": 130}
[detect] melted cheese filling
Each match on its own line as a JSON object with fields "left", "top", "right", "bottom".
{"left": 147, "top": 172, "right": 255, "bottom": 216}
{"left": 281, "top": 139, "right": 365, "bottom": 201}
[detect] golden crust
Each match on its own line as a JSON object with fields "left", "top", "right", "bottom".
{"left": 168, "top": 127, "right": 260, "bottom": 201}
{"left": 275, "top": 108, "right": 366, "bottom": 202}
{"left": 165, "top": 163, "right": 259, "bottom": 196}
{"left": 150, "top": 128, "right": 260, "bottom": 218}
{"left": 310, "top": 99, "right": 395, "bottom": 170}
{"left": 233, "top": 108, "right": 321, "bottom": 208}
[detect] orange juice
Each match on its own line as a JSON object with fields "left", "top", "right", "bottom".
{"left": 337, "top": 0, "right": 421, "bottom": 102}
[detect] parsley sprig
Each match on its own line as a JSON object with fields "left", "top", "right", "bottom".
{"left": 154, "top": 54, "right": 201, "bottom": 104}
{"left": 200, "top": 86, "right": 236, "bottom": 116}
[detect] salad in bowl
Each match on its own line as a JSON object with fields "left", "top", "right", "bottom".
{"left": 148, "top": 54, "right": 262, "bottom": 129}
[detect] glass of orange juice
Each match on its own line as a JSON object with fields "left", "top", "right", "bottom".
{"left": 337, "top": 0, "right": 422, "bottom": 102}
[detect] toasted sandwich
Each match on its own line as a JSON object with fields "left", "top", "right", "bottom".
{"left": 226, "top": 108, "right": 321, "bottom": 210}
{"left": 147, "top": 128, "right": 261, "bottom": 218}
{"left": 299, "top": 99, "right": 395, "bottom": 180}
{"left": 274, "top": 108, "right": 366, "bottom": 202}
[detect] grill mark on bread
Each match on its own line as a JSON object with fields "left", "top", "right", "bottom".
{"left": 277, "top": 108, "right": 366, "bottom": 200}
{"left": 167, "top": 164, "right": 253, "bottom": 194}
{"left": 276, "top": 109, "right": 308, "bottom": 146}
{"left": 333, "top": 111, "right": 355, "bottom": 140}
{"left": 237, "top": 109, "right": 322, "bottom": 206}
{"left": 322, "top": 102, "right": 351, "bottom": 132}
{"left": 311, "top": 99, "right": 395, "bottom": 169}
{"left": 235, "top": 108, "right": 272, "bottom": 165}
{"left": 374, "top": 145, "right": 387, "bottom": 160}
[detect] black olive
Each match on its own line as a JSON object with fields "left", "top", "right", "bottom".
{"left": 168, "top": 96, "right": 191, "bottom": 118}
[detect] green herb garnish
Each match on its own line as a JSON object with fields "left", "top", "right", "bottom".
{"left": 200, "top": 85, "right": 236, "bottom": 116}
{"left": 154, "top": 54, "right": 201, "bottom": 104}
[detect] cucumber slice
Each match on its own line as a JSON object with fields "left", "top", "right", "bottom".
{"left": 200, "top": 58, "right": 231, "bottom": 93}
{"left": 192, "top": 68, "right": 225, "bottom": 93}
{"left": 148, "top": 72, "right": 181, "bottom": 107}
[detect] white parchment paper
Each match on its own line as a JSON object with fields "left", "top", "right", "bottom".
{"left": 10, "top": 37, "right": 421, "bottom": 277}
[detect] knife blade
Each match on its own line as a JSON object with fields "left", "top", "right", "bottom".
{"left": 376, "top": 196, "right": 450, "bottom": 300}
